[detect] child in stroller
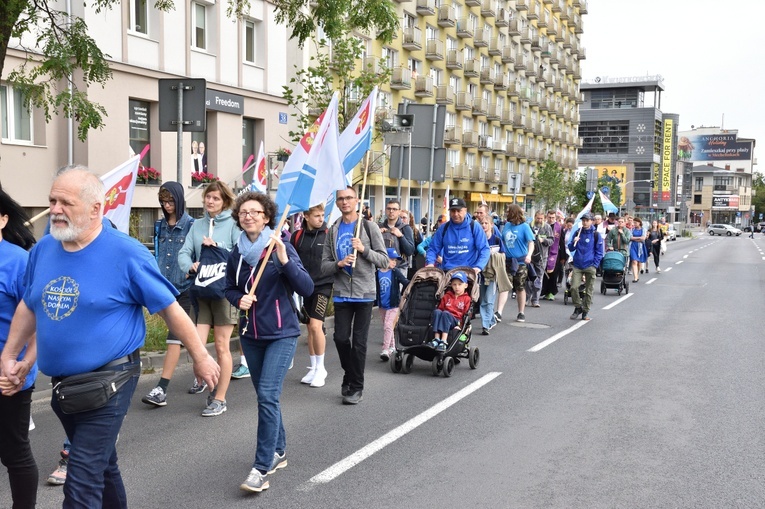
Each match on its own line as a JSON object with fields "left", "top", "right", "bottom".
{"left": 428, "top": 271, "right": 471, "bottom": 351}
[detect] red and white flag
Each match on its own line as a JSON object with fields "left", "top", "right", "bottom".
{"left": 249, "top": 141, "right": 268, "bottom": 193}
{"left": 101, "top": 155, "right": 140, "bottom": 233}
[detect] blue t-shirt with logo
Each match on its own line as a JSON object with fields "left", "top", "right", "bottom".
{"left": 336, "top": 220, "right": 356, "bottom": 277}
{"left": 377, "top": 269, "right": 393, "bottom": 309}
{"left": 502, "top": 222, "right": 535, "bottom": 262}
{"left": 23, "top": 227, "right": 178, "bottom": 377}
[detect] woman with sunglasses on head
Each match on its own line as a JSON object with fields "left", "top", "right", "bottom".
{"left": 226, "top": 192, "right": 313, "bottom": 493}
{"left": 629, "top": 217, "right": 647, "bottom": 283}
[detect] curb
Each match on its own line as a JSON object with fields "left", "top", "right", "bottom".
{"left": 32, "top": 315, "right": 335, "bottom": 402}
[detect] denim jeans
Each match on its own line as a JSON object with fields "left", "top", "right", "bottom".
{"left": 51, "top": 360, "right": 140, "bottom": 509}
{"left": 0, "top": 386, "right": 38, "bottom": 509}
{"left": 241, "top": 336, "right": 297, "bottom": 473}
{"left": 479, "top": 281, "right": 498, "bottom": 329}
{"left": 333, "top": 301, "right": 373, "bottom": 392}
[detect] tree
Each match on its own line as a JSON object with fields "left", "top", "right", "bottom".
{"left": 752, "top": 172, "right": 765, "bottom": 221}
{"left": 531, "top": 154, "right": 568, "bottom": 212}
{"left": 1, "top": 0, "right": 398, "bottom": 141}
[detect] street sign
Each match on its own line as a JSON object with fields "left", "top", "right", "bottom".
{"left": 624, "top": 199, "right": 636, "bottom": 210}
{"left": 158, "top": 79, "right": 206, "bottom": 132}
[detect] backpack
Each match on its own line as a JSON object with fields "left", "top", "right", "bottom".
{"left": 290, "top": 226, "right": 328, "bottom": 247}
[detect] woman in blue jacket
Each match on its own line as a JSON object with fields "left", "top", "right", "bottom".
{"left": 225, "top": 192, "right": 313, "bottom": 494}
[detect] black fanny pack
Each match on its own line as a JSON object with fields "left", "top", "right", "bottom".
{"left": 53, "top": 351, "right": 140, "bottom": 414}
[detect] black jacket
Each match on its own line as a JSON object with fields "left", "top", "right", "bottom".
{"left": 291, "top": 221, "right": 333, "bottom": 287}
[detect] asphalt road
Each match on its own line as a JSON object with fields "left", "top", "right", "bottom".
{"left": 3, "top": 233, "right": 765, "bottom": 508}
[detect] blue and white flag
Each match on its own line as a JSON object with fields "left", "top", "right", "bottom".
{"left": 570, "top": 194, "right": 595, "bottom": 239}
{"left": 275, "top": 93, "right": 345, "bottom": 215}
{"left": 338, "top": 87, "right": 376, "bottom": 177}
{"left": 599, "top": 189, "right": 619, "bottom": 215}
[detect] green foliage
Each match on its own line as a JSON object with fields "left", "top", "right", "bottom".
{"left": 531, "top": 155, "right": 568, "bottom": 212}
{"left": 282, "top": 36, "right": 391, "bottom": 144}
{"left": 752, "top": 172, "right": 765, "bottom": 220}
{"left": 569, "top": 169, "right": 622, "bottom": 216}
{"left": 272, "top": 0, "right": 398, "bottom": 48}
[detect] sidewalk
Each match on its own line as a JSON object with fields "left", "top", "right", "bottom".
{"left": 32, "top": 315, "right": 334, "bottom": 402}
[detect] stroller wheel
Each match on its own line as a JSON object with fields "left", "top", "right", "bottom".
{"left": 468, "top": 347, "right": 480, "bottom": 369}
{"left": 401, "top": 354, "right": 414, "bottom": 374}
{"left": 390, "top": 352, "right": 403, "bottom": 373}
{"left": 442, "top": 357, "right": 455, "bottom": 378}
{"left": 431, "top": 357, "right": 442, "bottom": 376}
{"left": 600, "top": 281, "right": 606, "bottom": 295}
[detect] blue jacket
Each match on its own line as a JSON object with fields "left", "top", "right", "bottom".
{"left": 225, "top": 232, "right": 314, "bottom": 341}
{"left": 567, "top": 226, "right": 604, "bottom": 270}
{"left": 426, "top": 213, "right": 491, "bottom": 271}
{"left": 154, "top": 182, "right": 194, "bottom": 292}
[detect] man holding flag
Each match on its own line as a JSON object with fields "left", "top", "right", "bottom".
{"left": 566, "top": 213, "right": 604, "bottom": 321}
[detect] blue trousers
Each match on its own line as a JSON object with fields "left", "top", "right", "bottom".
{"left": 241, "top": 336, "right": 297, "bottom": 473}
{"left": 479, "top": 281, "right": 498, "bottom": 329}
{"left": 431, "top": 309, "right": 459, "bottom": 333}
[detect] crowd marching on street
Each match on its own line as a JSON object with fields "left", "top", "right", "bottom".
{"left": 1, "top": 169, "right": 684, "bottom": 507}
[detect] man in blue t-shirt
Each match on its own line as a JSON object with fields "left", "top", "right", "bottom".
{"left": 0, "top": 167, "right": 220, "bottom": 508}
{"left": 501, "top": 204, "right": 535, "bottom": 322}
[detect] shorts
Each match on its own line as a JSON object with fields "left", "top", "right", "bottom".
{"left": 305, "top": 285, "right": 332, "bottom": 321}
{"left": 505, "top": 260, "right": 528, "bottom": 292}
{"left": 166, "top": 290, "right": 192, "bottom": 345}
{"left": 191, "top": 297, "right": 238, "bottom": 326}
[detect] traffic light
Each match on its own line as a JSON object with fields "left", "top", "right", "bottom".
{"left": 650, "top": 179, "right": 655, "bottom": 187}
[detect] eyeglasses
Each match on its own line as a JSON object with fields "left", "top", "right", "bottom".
{"left": 336, "top": 196, "right": 355, "bottom": 202}
{"left": 238, "top": 210, "right": 266, "bottom": 219}
{"left": 386, "top": 207, "right": 399, "bottom": 211}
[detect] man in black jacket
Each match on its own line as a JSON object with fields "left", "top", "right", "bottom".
{"left": 291, "top": 203, "right": 333, "bottom": 388}
{"left": 378, "top": 199, "right": 415, "bottom": 277}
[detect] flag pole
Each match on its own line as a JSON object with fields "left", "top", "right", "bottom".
{"left": 352, "top": 152, "right": 371, "bottom": 268}
{"left": 247, "top": 204, "right": 291, "bottom": 299}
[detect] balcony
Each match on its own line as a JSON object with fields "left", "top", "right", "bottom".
{"left": 426, "top": 39, "right": 445, "bottom": 61}
{"left": 474, "top": 166, "right": 488, "bottom": 181}
{"left": 390, "top": 67, "right": 412, "bottom": 90}
{"left": 552, "top": 0, "right": 562, "bottom": 12}
{"left": 402, "top": 27, "right": 423, "bottom": 50}
{"left": 574, "top": 0, "right": 588, "bottom": 14}
{"left": 508, "top": 18, "right": 521, "bottom": 36}
{"left": 456, "top": 92, "right": 473, "bottom": 111}
{"left": 462, "top": 130, "right": 478, "bottom": 147}
{"left": 438, "top": 5, "right": 455, "bottom": 27}
{"left": 527, "top": 3, "right": 538, "bottom": 20}
{"left": 487, "top": 102, "right": 501, "bottom": 120}
{"left": 480, "top": 0, "right": 495, "bottom": 18}
{"left": 505, "top": 141, "right": 517, "bottom": 156}
{"left": 436, "top": 85, "right": 454, "bottom": 105}
{"left": 474, "top": 26, "right": 491, "bottom": 47}
{"left": 444, "top": 125, "right": 461, "bottom": 144}
{"left": 416, "top": 0, "right": 436, "bottom": 16}
{"left": 507, "top": 81, "right": 519, "bottom": 97}
{"left": 463, "top": 58, "right": 479, "bottom": 77}
{"left": 513, "top": 114, "right": 524, "bottom": 129}
{"left": 488, "top": 37, "right": 502, "bottom": 56}
{"left": 446, "top": 49, "right": 463, "bottom": 69}
{"left": 517, "top": 145, "right": 528, "bottom": 158}
{"left": 456, "top": 18, "right": 474, "bottom": 39}
{"left": 362, "top": 56, "right": 384, "bottom": 75}
{"left": 520, "top": 27, "right": 532, "bottom": 44}
{"left": 494, "top": 73, "right": 509, "bottom": 90}
{"left": 501, "top": 45, "right": 515, "bottom": 63}
{"left": 578, "top": 46, "right": 587, "bottom": 60}
{"left": 473, "top": 97, "right": 489, "bottom": 116}
{"left": 516, "top": 0, "right": 528, "bottom": 11}
{"left": 465, "top": 0, "right": 480, "bottom": 5}
{"left": 495, "top": 8, "right": 509, "bottom": 27}
{"left": 455, "top": 163, "right": 471, "bottom": 181}
{"left": 480, "top": 66, "right": 495, "bottom": 84}
{"left": 492, "top": 139, "right": 505, "bottom": 154}
{"left": 414, "top": 76, "right": 434, "bottom": 97}
{"left": 514, "top": 54, "right": 527, "bottom": 72}
{"left": 500, "top": 109, "right": 514, "bottom": 125}
{"left": 537, "top": 10, "right": 549, "bottom": 28}
{"left": 561, "top": 29, "right": 572, "bottom": 48}
{"left": 546, "top": 22, "right": 558, "bottom": 38}
{"left": 548, "top": 47, "right": 559, "bottom": 64}
{"left": 560, "top": 5, "right": 572, "bottom": 21}
{"left": 478, "top": 135, "right": 493, "bottom": 152}
{"left": 392, "top": 0, "right": 412, "bottom": 3}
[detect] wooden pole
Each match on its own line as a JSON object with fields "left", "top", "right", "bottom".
{"left": 247, "top": 204, "right": 291, "bottom": 299}
{"left": 352, "top": 152, "right": 371, "bottom": 268}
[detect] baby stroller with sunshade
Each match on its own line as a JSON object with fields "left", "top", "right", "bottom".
{"left": 599, "top": 251, "right": 629, "bottom": 295}
{"left": 390, "top": 266, "right": 480, "bottom": 377}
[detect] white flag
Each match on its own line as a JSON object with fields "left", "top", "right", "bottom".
{"left": 101, "top": 155, "right": 140, "bottom": 233}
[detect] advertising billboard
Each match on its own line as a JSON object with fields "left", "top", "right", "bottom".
{"left": 596, "top": 165, "right": 627, "bottom": 206}
{"left": 677, "top": 133, "right": 752, "bottom": 161}
{"left": 661, "top": 119, "right": 673, "bottom": 202}
{"left": 711, "top": 196, "right": 739, "bottom": 209}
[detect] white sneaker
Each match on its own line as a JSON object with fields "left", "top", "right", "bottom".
{"left": 657, "top": 267, "right": 661, "bottom": 273}
{"left": 300, "top": 368, "right": 316, "bottom": 384}
{"left": 310, "top": 367, "right": 327, "bottom": 388}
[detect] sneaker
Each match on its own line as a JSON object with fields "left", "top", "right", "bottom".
{"left": 516, "top": 313, "right": 526, "bottom": 322}
{"left": 341, "top": 385, "right": 352, "bottom": 397}
{"left": 581, "top": 311, "right": 590, "bottom": 321}
{"left": 300, "top": 368, "right": 316, "bottom": 385}
{"left": 435, "top": 340, "right": 447, "bottom": 352}
{"left": 267, "top": 452, "right": 287, "bottom": 474}
{"left": 570, "top": 307, "right": 583, "bottom": 320}
{"left": 188, "top": 379, "right": 208, "bottom": 394}
{"left": 488, "top": 322, "right": 496, "bottom": 331}
{"left": 141, "top": 386, "right": 167, "bottom": 407}
{"left": 494, "top": 312, "right": 502, "bottom": 323}
{"left": 201, "top": 399, "right": 227, "bottom": 417}
{"left": 657, "top": 267, "right": 661, "bottom": 273}
{"left": 231, "top": 364, "right": 251, "bottom": 379}
{"left": 531, "top": 302, "right": 541, "bottom": 308}
{"left": 240, "top": 469, "right": 269, "bottom": 493}
{"left": 29, "top": 416, "right": 35, "bottom": 431}
{"left": 342, "top": 391, "right": 363, "bottom": 405}
{"left": 511, "top": 292, "right": 516, "bottom": 300}
{"left": 482, "top": 328, "right": 490, "bottom": 336}
{"left": 310, "top": 367, "right": 327, "bottom": 388}
{"left": 380, "top": 350, "right": 390, "bottom": 362}
{"left": 47, "top": 453, "right": 68, "bottom": 486}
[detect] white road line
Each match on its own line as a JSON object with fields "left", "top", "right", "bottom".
{"left": 664, "top": 267, "right": 672, "bottom": 272}
{"left": 527, "top": 320, "right": 590, "bottom": 352}
{"left": 602, "top": 292, "right": 634, "bottom": 310}
{"left": 683, "top": 255, "right": 689, "bottom": 259}
{"left": 304, "top": 372, "right": 502, "bottom": 486}
{"left": 645, "top": 278, "right": 657, "bottom": 285}
{"left": 675, "top": 260, "right": 684, "bottom": 265}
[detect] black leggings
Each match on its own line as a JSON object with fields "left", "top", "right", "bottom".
{"left": 651, "top": 244, "right": 661, "bottom": 268}
{"left": 0, "top": 386, "right": 38, "bottom": 509}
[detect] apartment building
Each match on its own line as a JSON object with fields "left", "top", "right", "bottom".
{"left": 328, "top": 0, "right": 587, "bottom": 220}
{"left": 1, "top": 0, "right": 291, "bottom": 240}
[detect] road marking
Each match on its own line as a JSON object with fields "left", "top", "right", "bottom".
{"left": 664, "top": 267, "right": 672, "bottom": 272}
{"left": 683, "top": 255, "right": 689, "bottom": 259}
{"left": 304, "top": 372, "right": 502, "bottom": 486}
{"left": 527, "top": 320, "right": 590, "bottom": 352}
{"left": 602, "top": 292, "right": 634, "bottom": 310}
{"left": 645, "top": 278, "right": 657, "bottom": 285}
{"left": 675, "top": 260, "right": 684, "bottom": 265}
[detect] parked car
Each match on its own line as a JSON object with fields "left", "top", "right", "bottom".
{"left": 707, "top": 224, "right": 742, "bottom": 236}
{"left": 666, "top": 225, "right": 677, "bottom": 241}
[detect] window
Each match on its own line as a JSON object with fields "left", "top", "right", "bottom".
{"left": 694, "top": 195, "right": 702, "bottom": 204}
{"left": 131, "top": 0, "right": 148, "bottom": 34}
{"left": 192, "top": 3, "right": 207, "bottom": 50}
{"left": 1, "top": 84, "right": 32, "bottom": 143}
{"left": 695, "top": 177, "right": 703, "bottom": 191}
{"left": 245, "top": 20, "right": 257, "bottom": 63}
{"left": 129, "top": 99, "right": 150, "bottom": 168}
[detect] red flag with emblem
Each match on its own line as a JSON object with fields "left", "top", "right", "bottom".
{"left": 100, "top": 155, "right": 140, "bottom": 233}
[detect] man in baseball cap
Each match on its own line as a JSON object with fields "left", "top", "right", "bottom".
{"left": 426, "top": 196, "right": 489, "bottom": 276}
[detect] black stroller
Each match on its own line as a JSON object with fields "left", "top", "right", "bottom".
{"left": 599, "top": 251, "right": 629, "bottom": 295}
{"left": 562, "top": 261, "right": 586, "bottom": 305}
{"left": 390, "top": 267, "right": 480, "bottom": 377}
